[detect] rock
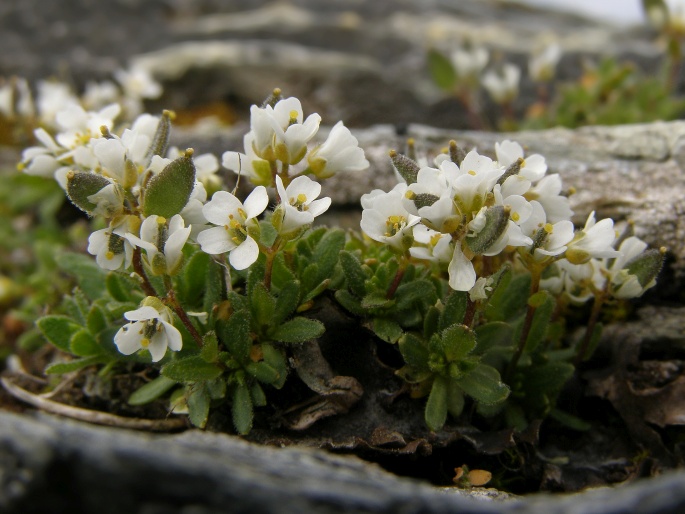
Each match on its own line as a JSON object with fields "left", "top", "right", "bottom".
{"left": 170, "top": 119, "right": 685, "bottom": 284}
{"left": 3, "top": 409, "right": 685, "bottom": 514}
{"left": 0, "top": 0, "right": 665, "bottom": 129}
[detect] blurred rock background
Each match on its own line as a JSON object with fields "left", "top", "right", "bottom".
{"left": 0, "top": 0, "right": 664, "bottom": 130}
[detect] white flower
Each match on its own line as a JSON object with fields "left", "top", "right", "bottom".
{"left": 114, "top": 300, "right": 182, "bottom": 362}
{"left": 307, "top": 121, "right": 369, "bottom": 178}
{"left": 197, "top": 187, "right": 269, "bottom": 270}
{"left": 87, "top": 217, "right": 136, "bottom": 271}
{"left": 566, "top": 211, "right": 621, "bottom": 265}
{"left": 495, "top": 140, "right": 547, "bottom": 182}
{"left": 82, "top": 80, "right": 120, "bottom": 110}
{"left": 444, "top": 150, "right": 504, "bottom": 217}
{"left": 125, "top": 214, "right": 191, "bottom": 275}
{"left": 448, "top": 244, "right": 477, "bottom": 292}
{"left": 360, "top": 187, "right": 421, "bottom": 251}
{"left": 519, "top": 201, "right": 574, "bottom": 261}
{"left": 482, "top": 64, "right": 521, "bottom": 104}
{"left": 402, "top": 166, "right": 455, "bottom": 232}
{"left": 180, "top": 182, "right": 209, "bottom": 240}
{"left": 557, "top": 258, "right": 606, "bottom": 304}
{"left": 54, "top": 103, "right": 121, "bottom": 149}
{"left": 0, "top": 81, "right": 13, "bottom": 118}
{"left": 114, "top": 67, "right": 162, "bottom": 100}
{"left": 469, "top": 277, "right": 494, "bottom": 302}
{"left": 409, "top": 225, "right": 453, "bottom": 263}
{"left": 529, "top": 43, "right": 562, "bottom": 82}
{"left": 275, "top": 175, "right": 331, "bottom": 234}
{"left": 250, "top": 97, "right": 321, "bottom": 164}
{"left": 450, "top": 46, "right": 489, "bottom": 80}
{"left": 35, "top": 81, "right": 80, "bottom": 126}
{"left": 525, "top": 174, "right": 573, "bottom": 224}
{"left": 608, "top": 236, "right": 658, "bottom": 299}
{"left": 222, "top": 132, "right": 274, "bottom": 187}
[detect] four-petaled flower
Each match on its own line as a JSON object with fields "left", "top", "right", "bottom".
{"left": 114, "top": 299, "right": 182, "bottom": 362}
{"left": 274, "top": 175, "right": 331, "bottom": 234}
{"left": 197, "top": 187, "right": 269, "bottom": 269}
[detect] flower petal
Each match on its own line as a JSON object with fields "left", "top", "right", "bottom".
{"left": 229, "top": 236, "right": 259, "bottom": 270}
{"left": 197, "top": 226, "right": 236, "bottom": 255}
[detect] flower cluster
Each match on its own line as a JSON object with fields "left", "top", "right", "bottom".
{"left": 361, "top": 140, "right": 662, "bottom": 304}
{"left": 23, "top": 90, "right": 368, "bottom": 363}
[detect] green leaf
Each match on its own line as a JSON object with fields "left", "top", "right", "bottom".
{"left": 66, "top": 171, "right": 113, "bottom": 214}
{"left": 580, "top": 322, "right": 603, "bottom": 362}
{"left": 250, "top": 382, "right": 267, "bottom": 407}
{"left": 270, "top": 317, "right": 325, "bottom": 343}
{"left": 456, "top": 364, "right": 509, "bottom": 405}
{"left": 440, "top": 324, "right": 476, "bottom": 362}
{"left": 86, "top": 305, "right": 108, "bottom": 335}
{"left": 56, "top": 253, "right": 106, "bottom": 300}
{"left": 188, "top": 384, "right": 211, "bottom": 429}
{"left": 261, "top": 343, "right": 287, "bottom": 389}
{"left": 216, "top": 312, "right": 251, "bottom": 363}
{"left": 524, "top": 291, "right": 555, "bottom": 353}
{"left": 45, "top": 356, "right": 103, "bottom": 374}
{"left": 427, "top": 48, "right": 457, "bottom": 90}
{"left": 246, "top": 361, "right": 281, "bottom": 384}
{"left": 549, "top": 408, "right": 591, "bottom": 431}
{"left": 311, "top": 228, "right": 345, "bottom": 283}
{"left": 395, "top": 279, "right": 436, "bottom": 311}
{"left": 145, "top": 110, "right": 173, "bottom": 166}
{"left": 301, "top": 263, "right": 320, "bottom": 295}
{"left": 425, "top": 376, "right": 448, "bottom": 431}
{"left": 446, "top": 380, "right": 465, "bottom": 418}
{"left": 232, "top": 383, "right": 254, "bottom": 435}
{"left": 206, "top": 377, "right": 227, "bottom": 400}
{"left": 340, "top": 251, "right": 367, "bottom": 298}
{"left": 180, "top": 251, "right": 210, "bottom": 306}
{"left": 128, "top": 376, "right": 177, "bottom": 406}
{"left": 161, "top": 356, "right": 223, "bottom": 382}
{"left": 143, "top": 152, "right": 196, "bottom": 218}
{"left": 37, "top": 315, "right": 82, "bottom": 352}
{"left": 70, "top": 329, "right": 100, "bottom": 357}
{"left": 274, "top": 281, "right": 301, "bottom": 325}
{"left": 259, "top": 219, "right": 278, "bottom": 247}
{"left": 525, "top": 361, "right": 574, "bottom": 395}
{"left": 271, "top": 253, "right": 296, "bottom": 289}
{"left": 464, "top": 206, "right": 509, "bottom": 255}
{"left": 251, "top": 282, "right": 276, "bottom": 330}
{"left": 371, "top": 317, "right": 403, "bottom": 344}
{"left": 361, "top": 291, "right": 394, "bottom": 310}
{"left": 398, "top": 333, "right": 430, "bottom": 372}
{"left": 474, "top": 322, "right": 513, "bottom": 355}
{"left": 203, "top": 256, "right": 224, "bottom": 316}
{"left": 439, "top": 291, "right": 467, "bottom": 331}
{"left": 486, "top": 272, "right": 531, "bottom": 322}
{"left": 423, "top": 306, "right": 440, "bottom": 340}
{"left": 334, "top": 289, "right": 366, "bottom": 316}
{"left": 200, "top": 331, "right": 219, "bottom": 363}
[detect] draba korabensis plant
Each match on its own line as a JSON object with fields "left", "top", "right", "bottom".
{"left": 20, "top": 89, "right": 664, "bottom": 433}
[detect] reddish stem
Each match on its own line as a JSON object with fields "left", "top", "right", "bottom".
{"left": 132, "top": 248, "right": 157, "bottom": 297}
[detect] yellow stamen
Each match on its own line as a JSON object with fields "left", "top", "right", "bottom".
{"left": 468, "top": 170, "right": 477, "bottom": 176}
{"left": 511, "top": 212, "right": 520, "bottom": 222}
{"left": 544, "top": 223, "right": 554, "bottom": 234}
{"left": 141, "top": 338, "right": 150, "bottom": 348}
{"left": 296, "top": 193, "right": 307, "bottom": 203}
{"left": 105, "top": 251, "right": 115, "bottom": 260}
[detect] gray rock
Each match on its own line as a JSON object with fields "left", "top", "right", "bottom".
{"left": 3, "top": 410, "right": 685, "bottom": 514}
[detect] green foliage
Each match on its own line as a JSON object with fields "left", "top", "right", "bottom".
{"left": 427, "top": 48, "right": 457, "bottom": 91}
{"left": 143, "top": 152, "right": 196, "bottom": 218}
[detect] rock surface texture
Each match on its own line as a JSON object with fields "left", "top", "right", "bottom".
{"left": 3, "top": 410, "right": 685, "bottom": 514}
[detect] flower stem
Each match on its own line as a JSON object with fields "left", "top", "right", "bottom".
{"left": 132, "top": 248, "right": 157, "bottom": 297}
{"left": 386, "top": 256, "right": 408, "bottom": 300}
{"left": 263, "top": 238, "right": 282, "bottom": 291}
{"left": 574, "top": 291, "right": 606, "bottom": 367}
{"left": 505, "top": 268, "right": 541, "bottom": 382}
{"left": 462, "top": 298, "right": 477, "bottom": 327}
{"left": 163, "top": 275, "right": 202, "bottom": 348}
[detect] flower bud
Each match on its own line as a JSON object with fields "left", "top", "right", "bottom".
{"left": 465, "top": 205, "right": 509, "bottom": 255}
{"left": 389, "top": 150, "right": 419, "bottom": 184}
{"left": 626, "top": 247, "right": 666, "bottom": 287}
